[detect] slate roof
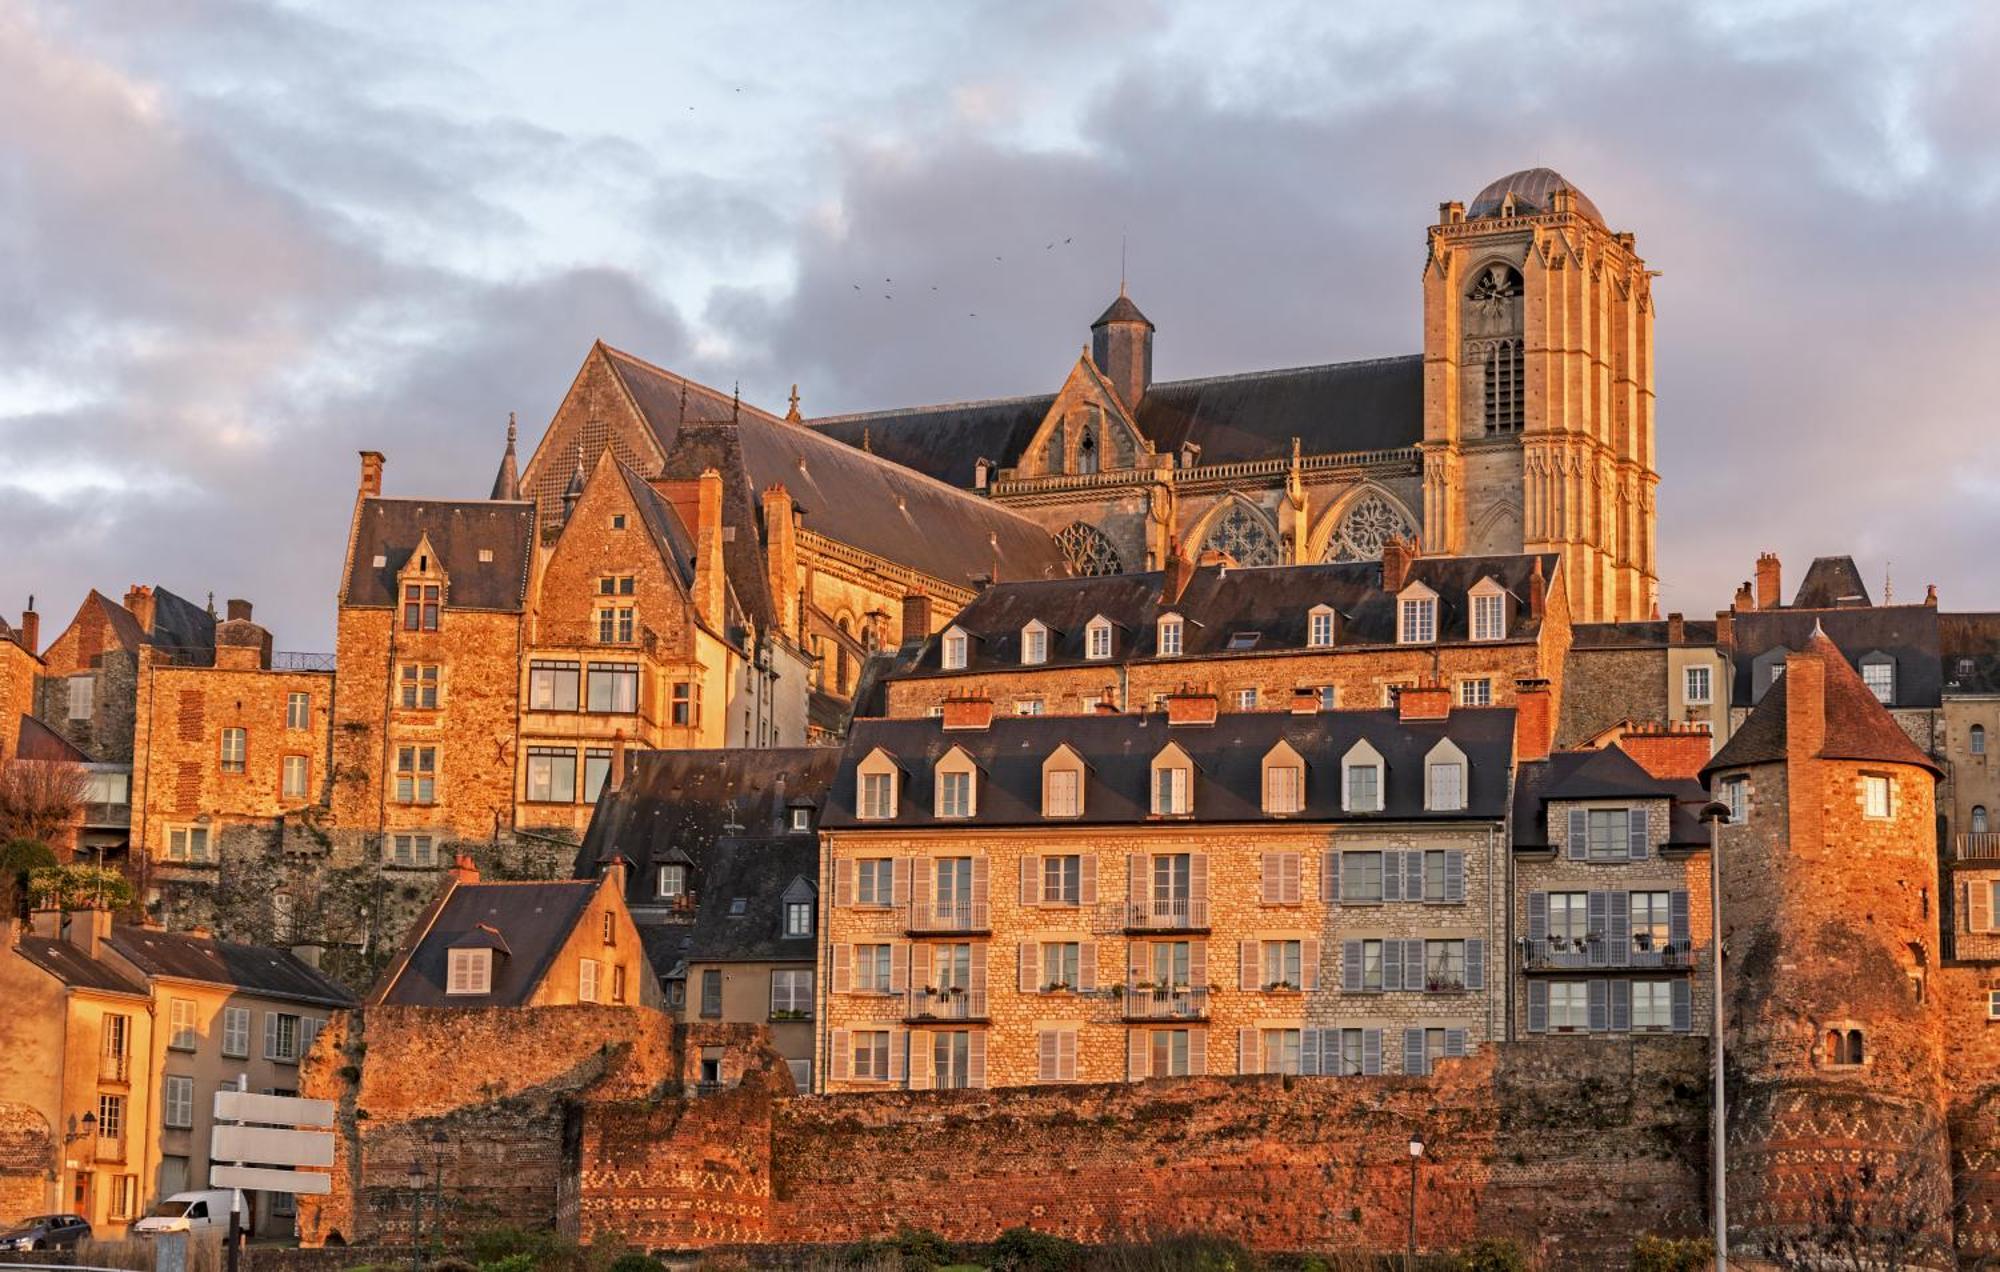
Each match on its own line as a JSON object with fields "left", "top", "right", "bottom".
{"left": 809, "top": 355, "right": 1424, "bottom": 486}
{"left": 1791, "top": 556, "right": 1873, "bottom": 609}
{"left": 599, "top": 346, "right": 1067, "bottom": 588}
{"left": 1468, "top": 167, "right": 1605, "bottom": 226}
{"left": 1093, "top": 293, "right": 1153, "bottom": 328}
{"left": 1704, "top": 630, "right": 1943, "bottom": 779}
{"left": 1726, "top": 605, "right": 1941, "bottom": 708}
{"left": 14, "top": 936, "right": 149, "bottom": 997}
{"left": 372, "top": 880, "right": 599, "bottom": 1007}
{"left": 683, "top": 834, "right": 818, "bottom": 965}
{"left": 15, "top": 714, "right": 90, "bottom": 763}
{"left": 901, "top": 554, "right": 1559, "bottom": 677}
{"left": 342, "top": 499, "right": 535, "bottom": 612}
{"left": 822, "top": 708, "right": 1516, "bottom": 830}
{"left": 148, "top": 588, "right": 217, "bottom": 657}
{"left": 1510, "top": 747, "right": 1710, "bottom": 851}
{"left": 107, "top": 927, "right": 355, "bottom": 1007}
{"left": 1570, "top": 619, "right": 1718, "bottom": 649}
{"left": 1941, "top": 612, "right": 2000, "bottom": 695}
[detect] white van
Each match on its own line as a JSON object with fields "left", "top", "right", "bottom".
{"left": 132, "top": 1190, "right": 236, "bottom": 1237}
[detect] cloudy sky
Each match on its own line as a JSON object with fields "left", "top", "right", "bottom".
{"left": 4, "top": 0, "right": 1999, "bottom": 647}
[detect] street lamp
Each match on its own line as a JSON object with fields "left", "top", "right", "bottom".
{"left": 1406, "top": 1130, "right": 1425, "bottom": 1268}
{"left": 429, "top": 1128, "right": 448, "bottom": 1255}
{"left": 64, "top": 1112, "right": 97, "bottom": 1144}
{"left": 406, "top": 1158, "right": 426, "bottom": 1272}
{"left": 1700, "top": 798, "right": 1732, "bottom": 1272}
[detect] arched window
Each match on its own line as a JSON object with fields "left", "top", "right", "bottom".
{"left": 1201, "top": 504, "right": 1279, "bottom": 567}
{"left": 1974, "top": 724, "right": 1987, "bottom": 755}
{"left": 1056, "top": 522, "right": 1122, "bottom": 576}
{"left": 835, "top": 615, "right": 854, "bottom": 694}
{"left": 1975, "top": 806, "right": 1989, "bottom": 834}
{"left": 1846, "top": 1029, "right": 1865, "bottom": 1065}
{"left": 1323, "top": 494, "right": 1416, "bottom": 563}
{"left": 1077, "top": 426, "right": 1098, "bottom": 475}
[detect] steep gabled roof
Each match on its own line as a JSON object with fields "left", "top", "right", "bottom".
{"left": 15, "top": 714, "right": 90, "bottom": 762}
{"left": 1792, "top": 556, "right": 1872, "bottom": 609}
{"left": 147, "top": 588, "right": 217, "bottom": 657}
{"left": 107, "top": 927, "right": 355, "bottom": 1007}
{"left": 342, "top": 499, "right": 535, "bottom": 612}
{"left": 1705, "top": 629, "right": 1942, "bottom": 778}
{"left": 371, "top": 879, "right": 598, "bottom": 1007}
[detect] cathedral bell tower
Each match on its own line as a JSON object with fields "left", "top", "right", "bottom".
{"left": 1421, "top": 168, "right": 1658, "bottom": 623}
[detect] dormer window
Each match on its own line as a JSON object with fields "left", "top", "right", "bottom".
{"left": 446, "top": 948, "right": 491, "bottom": 995}
{"left": 1341, "top": 740, "right": 1385, "bottom": 813}
{"left": 857, "top": 748, "right": 900, "bottom": 820}
{"left": 656, "top": 864, "right": 687, "bottom": 898}
{"left": 1262, "top": 741, "right": 1305, "bottom": 815}
{"left": 1225, "top": 632, "right": 1260, "bottom": 651}
{"left": 403, "top": 583, "right": 440, "bottom": 631}
{"left": 1424, "top": 739, "right": 1468, "bottom": 812}
{"left": 1150, "top": 744, "right": 1193, "bottom": 816}
{"left": 1157, "top": 614, "right": 1184, "bottom": 657}
{"left": 1307, "top": 606, "right": 1336, "bottom": 649}
{"left": 1085, "top": 616, "right": 1113, "bottom": 661}
{"left": 941, "top": 627, "right": 969, "bottom": 671}
{"left": 1042, "top": 744, "right": 1086, "bottom": 818}
{"left": 1469, "top": 579, "right": 1507, "bottom": 642}
{"left": 935, "top": 746, "right": 978, "bottom": 819}
{"left": 1021, "top": 621, "right": 1050, "bottom": 666}
{"left": 790, "top": 807, "right": 813, "bottom": 833}
{"left": 1397, "top": 584, "right": 1438, "bottom": 645}
{"left": 1860, "top": 651, "right": 1895, "bottom": 705}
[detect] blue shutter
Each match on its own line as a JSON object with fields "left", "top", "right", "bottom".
{"left": 1527, "top": 892, "right": 1548, "bottom": 945}
{"left": 1405, "top": 852, "right": 1425, "bottom": 903}
{"left": 1628, "top": 808, "right": 1649, "bottom": 860}
{"left": 1444, "top": 850, "right": 1466, "bottom": 903}
{"left": 1326, "top": 851, "right": 1341, "bottom": 903}
{"left": 1465, "top": 939, "right": 1485, "bottom": 991}
{"left": 1403, "top": 1028, "right": 1426, "bottom": 1076}
{"left": 1383, "top": 852, "right": 1403, "bottom": 903}
{"left": 1671, "top": 979, "right": 1693, "bottom": 1033}
{"left": 1588, "top": 979, "right": 1609, "bottom": 1032}
{"left": 1609, "top": 891, "right": 1631, "bottom": 968}
{"left": 1342, "top": 940, "right": 1364, "bottom": 993}
{"left": 1609, "top": 979, "right": 1632, "bottom": 1033}
{"left": 1669, "top": 890, "right": 1691, "bottom": 956}
{"left": 1566, "top": 807, "right": 1588, "bottom": 860}
{"left": 1443, "top": 1028, "right": 1468, "bottom": 1058}
{"left": 1587, "top": 891, "right": 1610, "bottom": 967}
{"left": 1407, "top": 940, "right": 1428, "bottom": 992}
{"left": 1362, "top": 1029, "right": 1383, "bottom": 1075}
{"left": 1527, "top": 980, "right": 1548, "bottom": 1033}
{"left": 1383, "top": 939, "right": 1403, "bottom": 992}
{"left": 1301, "top": 1030, "right": 1321, "bottom": 1076}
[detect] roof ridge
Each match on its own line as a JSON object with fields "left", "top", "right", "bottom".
{"left": 1146, "top": 353, "right": 1424, "bottom": 392}
{"left": 599, "top": 344, "right": 788, "bottom": 425}
{"left": 806, "top": 391, "right": 1056, "bottom": 426}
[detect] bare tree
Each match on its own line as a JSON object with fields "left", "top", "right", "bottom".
{"left": 0, "top": 758, "right": 89, "bottom": 849}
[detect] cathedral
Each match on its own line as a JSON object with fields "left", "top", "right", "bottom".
{"left": 810, "top": 165, "right": 1659, "bottom": 624}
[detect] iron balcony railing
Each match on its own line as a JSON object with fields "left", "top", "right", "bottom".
{"left": 272, "top": 651, "right": 337, "bottom": 672}
{"left": 98, "top": 1051, "right": 129, "bottom": 1083}
{"left": 1121, "top": 984, "right": 1210, "bottom": 1021}
{"left": 1123, "top": 898, "right": 1209, "bottom": 932}
{"left": 906, "top": 901, "right": 989, "bottom": 935}
{"left": 1521, "top": 937, "right": 1695, "bottom": 971}
{"left": 906, "top": 988, "right": 988, "bottom": 1021}
{"left": 82, "top": 802, "right": 131, "bottom": 829}
{"left": 1957, "top": 832, "right": 2000, "bottom": 861}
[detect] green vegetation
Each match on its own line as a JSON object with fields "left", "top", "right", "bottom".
{"left": 1631, "top": 1235, "right": 1714, "bottom": 1272}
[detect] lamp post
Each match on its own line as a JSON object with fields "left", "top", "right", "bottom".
{"left": 429, "top": 1128, "right": 448, "bottom": 1257}
{"left": 1700, "top": 799, "right": 1732, "bottom": 1271}
{"left": 1406, "top": 1130, "right": 1425, "bottom": 1269}
{"left": 406, "top": 1158, "right": 425, "bottom": 1272}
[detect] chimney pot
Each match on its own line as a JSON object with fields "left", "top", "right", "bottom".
{"left": 359, "top": 451, "right": 385, "bottom": 499}
{"left": 449, "top": 853, "right": 480, "bottom": 886}
{"left": 1164, "top": 685, "right": 1218, "bottom": 727}
{"left": 941, "top": 694, "right": 995, "bottom": 730}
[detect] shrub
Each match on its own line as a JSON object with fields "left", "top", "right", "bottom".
{"left": 607, "top": 1255, "right": 666, "bottom": 1272}
{"left": 1453, "top": 1238, "right": 1528, "bottom": 1272}
{"left": 988, "top": 1226, "right": 1085, "bottom": 1271}
{"left": 1632, "top": 1235, "right": 1714, "bottom": 1272}
{"left": 893, "top": 1227, "right": 952, "bottom": 1271}
{"left": 479, "top": 1256, "right": 537, "bottom": 1272}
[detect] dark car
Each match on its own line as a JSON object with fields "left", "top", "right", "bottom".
{"left": 0, "top": 1214, "right": 91, "bottom": 1250}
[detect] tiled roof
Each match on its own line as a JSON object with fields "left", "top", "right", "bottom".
{"left": 14, "top": 936, "right": 149, "bottom": 997}
{"left": 373, "top": 880, "right": 598, "bottom": 1007}
{"left": 1705, "top": 630, "right": 1942, "bottom": 779}
{"left": 342, "top": 499, "right": 535, "bottom": 612}
{"left": 106, "top": 927, "right": 354, "bottom": 1007}
{"left": 1726, "top": 605, "right": 1941, "bottom": 708}
{"left": 823, "top": 708, "right": 1516, "bottom": 829}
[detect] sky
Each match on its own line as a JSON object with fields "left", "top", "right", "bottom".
{"left": 4, "top": 0, "right": 2000, "bottom": 649}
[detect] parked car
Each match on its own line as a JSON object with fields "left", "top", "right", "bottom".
{"left": 0, "top": 1214, "right": 91, "bottom": 1250}
{"left": 131, "top": 1190, "right": 235, "bottom": 1238}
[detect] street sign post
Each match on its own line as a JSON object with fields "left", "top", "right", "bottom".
{"left": 209, "top": 1080, "right": 339, "bottom": 1272}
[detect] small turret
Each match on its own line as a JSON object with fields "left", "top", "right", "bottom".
{"left": 490, "top": 413, "right": 521, "bottom": 501}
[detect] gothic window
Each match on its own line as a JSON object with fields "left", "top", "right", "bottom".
{"left": 1056, "top": 522, "right": 1122, "bottom": 576}
{"left": 1480, "top": 339, "right": 1524, "bottom": 433}
{"left": 1201, "top": 504, "right": 1278, "bottom": 567}
{"left": 1077, "top": 426, "right": 1098, "bottom": 475}
{"left": 1323, "top": 494, "right": 1415, "bottom": 563}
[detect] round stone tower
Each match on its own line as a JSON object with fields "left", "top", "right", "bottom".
{"left": 1702, "top": 629, "right": 1952, "bottom": 1264}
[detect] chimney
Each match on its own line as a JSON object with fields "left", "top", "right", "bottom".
{"left": 1732, "top": 581, "right": 1755, "bottom": 613}
{"left": 17, "top": 605, "right": 38, "bottom": 656}
{"left": 900, "top": 590, "right": 932, "bottom": 643}
{"left": 124, "top": 585, "right": 157, "bottom": 634}
{"left": 1513, "top": 678, "right": 1554, "bottom": 762}
{"left": 1290, "top": 686, "right": 1321, "bottom": 715}
{"left": 1784, "top": 647, "right": 1827, "bottom": 761}
{"left": 1615, "top": 721, "right": 1714, "bottom": 779}
{"left": 941, "top": 693, "right": 995, "bottom": 731}
{"left": 1397, "top": 680, "right": 1452, "bottom": 722}
{"left": 215, "top": 606, "right": 272, "bottom": 670}
{"left": 761, "top": 485, "right": 800, "bottom": 641}
{"left": 1925, "top": 584, "right": 1938, "bottom": 607}
{"left": 1090, "top": 289, "right": 1154, "bottom": 410}
{"left": 29, "top": 909, "right": 60, "bottom": 939}
{"left": 1094, "top": 692, "right": 1120, "bottom": 715}
{"left": 693, "top": 468, "right": 726, "bottom": 634}
{"left": 64, "top": 907, "right": 114, "bottom": 961}
{"left": 1755, "top": 552, "right": 1782, "bottom": 610}
{"left": 226, "top": 598, "right": 252, "bottom": 623}
{"left": 1162, "top": 537, "right": 1196, "bottom": 604}
{"left": 188, "top": 922, "right": 212, "bottom": 940}
{"left": 1381, "top": 536, "right": 1414, "bottom": 594}
{"left": 449, "top": 853, "right": 481, "bottom": 886}
{"left": 1164, "top": 684, "right": 1218, "bottom": 727}
{"left": 1527, "top": 556, "right": 1546, "bottom": 619}
{"left": 598, "top": 853, "right": 631, "bottom": 897}
{"left": 1666, "top": 611, "right": 1686, "bottom": 646}
{"left": 358, "top": 451, "right": 385, "bottom": 498}
{"left": 1713, "top": 608, "right": 1734, "bottom": 653}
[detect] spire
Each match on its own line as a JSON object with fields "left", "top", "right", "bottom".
{"left": 785, "top": 383, "right": 802, "bottom": 424}
{"left": 490, "top": 412, "right": 521, "bottom": 500}
{"left": 562, "top": 457, "right": 586, "bottom": 523}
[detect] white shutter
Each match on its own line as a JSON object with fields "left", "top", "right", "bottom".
{"left": 1238, "top": 1027, "right": 1261, "bottom": 1075}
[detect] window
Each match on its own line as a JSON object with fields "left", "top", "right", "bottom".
{"left": 447, "top": 949, "right": 491, "bottom": 995}
{"left": 784, "top": 901, "right": 813, "bottom": 937}
{"left": 1548, "top": 892, "right": 1589, "bottom": 944}
{"left": 1086, "top": 618, "right": 1112, "bottom": 660}
{"left": 1332, "top": 1028, "right": 1375, "bottom": 1077}
{"left": 389, "top": 834, "right": 435, "bottom": 867}
{"left": 1356, "top": 939, "right": 1385, "bottom": 992}
{"left": 163, "top": 1076, "right": 193, "bottom": 1129}
{"left": 399, "top": 664, "right": 441, "bottom": 709}
{"left": 1341, "top": 852, "right": 1385, "bottom": 904}
{"left": 282, "top": 755, "right": 309, "bottom": 800}
{"left": 852, "top": 1031, "right": 892, "bottom": 1081}
{"left": 286, "top": 691, "right": 311, "bottom": 729}
{"left": 529, "top": 661, "right": 580, "bottom": 711}
{"left": 1017, "top": 697, "right": 1045, "bottom": 716}
{"left": 1630, "top": 892, "right": 1671, "bottom": 955}
{"left": 861, "top": 772, "right": 896, "bottom": 820}
{"left": 1684, "top": 665, "right": 1712, "bottom": 705}
{"left": 854, "top": 859, "right": 894, "bottom": 906}
{"left": 1825, "top": 1028, "right": 1866, "bottom": 1066}
{"left": 1144, "top": 939, "right": 1193, "bottom": 987}
{"left": 1632, "top": 981, "right": 1673, "bottom": 1031}
{"left": 1424, "top": 940, "right": 1466, "bottom": 991}
{"left": 1258, "top": 1028, "right": 1303, "bottom": 1075}
{"left": 1225, "top": 631, "right": 1260, "bottom": 651}
{"left": 1043, "top": 854, "right": 1081, "bottom": 904}
{"left": 526, "top": 747, "right": 578, "bottom": 803}
{"left": 1458, "top": 678, "right": 1492, "bottom": 707}
{"left": 168, "top": 999, "right": 198, "bottom": 1051}
{"left": 1158, "top": 615, "right": 1183, "bottom": 656}
{"left": 579, "top": 958, "right": 601, "bottom": 1003}
{"left": 583, "top": 749, "right": 614, "bottom": 802}
{"left": 1021, "top": 624, "right": 1047, "bottom": 665}
{"left": 942, "top": 629, "right": 968, "bottom": 670}
{"left": 938, "top": 769, "right": 973, "bottom": 818}
{"left": 1587, "top": 808, "right": 1635, "bottom": 859}
{"left": 395, "top": 746, "right": 436, "bottom": 804}
{"left": 1345, "top": 763, "right": 1380, "bottom": 812}
{"left": 1152, "top": 763, "right": 1189, "bottom": 815}
{"left": 601, "top": 911, "right": 616, "bottom": 946}
{"left": 166, "top": 826, "right": 211, "bottom": 864}
{"left": 598, "top": 575, "right": 637, "bottom": 597}
{"left": 67, "top": 675, "right": 93, "bottom": 720}
{"left": 700, "top": 969, "right": 722, "bottom": 1018}
{"left": 1308, "top": 607, "right": 1335, "bottom": 648}
{"left": 586, "top": 663, "right": 639, "bottom": 713}
{"left": 656, "top": 864, "right": 687, "bottom": 898}
{"left": 854, "top": 944, "right": 894, "bottom": 993}
{"left": 1044, "top": 767, "right": 1080, "bottom": 817}
{"left": 220, "top": 728, "right": 246, "bottom": 773}
{"left": 596, "top": 606, "right": 636, "bottom": 644}
{"left": 1041, "top": 941, "right": 1081, "bottom": 990}
{"left": 663, "top": 679, "right": 698, "bottom": 728}
{"left": 1722, "top": 777, "right": 1748, "bottom": 824}
{"left": 771, "top": 969, "right": 813, "bottom": 1017}
{"left": 1427, "top": 762, "right": 1464, "bottom": 811}
{"left": 1265, "top": 764, "right": 1302, "bottom": 815}
{"left": 222, "top": 1007, "right": 250, "bottom": 1059}
{"left": 1471, "top": 592, "right": 1505, "bottom": 642}
{"left": 403, "top": 583, "right": 440, "bottom": 631}
{"left": 1863, "top": 774, "right": 1892, "bottom": 819}
{"left": 1862, "top": 657, "right": 1895, "bottom": 704}
{"left": 1975, "top": 806, "right": 1990, "bottom": 834}
{"left": 1549, "top": 981, "right": 1589, "bottom": 1031}
{"left": 98, "top": 1093, "right": 124, "bottom": 1145}
{"left": 1149, "top": 1029, "right": 1192, "bottom": 1077}
{"left": 1234, "top": 687, "right": 1259, "bottom": 710}
{"left": 264, "top": 1012, "right": 300, "bottom": 1061}
{"left": 1975, "top": 725, "right": 1989, "bottom": 756}
{"left": 1398, "top": 595, "right": 1436, "bottom": 644}
{"left": 1479, "top": 333, "right": 1523, "bottom": 431}
{"left": 1263, "top": 940, "right": 1303, "bottom": 989}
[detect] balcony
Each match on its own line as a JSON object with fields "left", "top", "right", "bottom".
{"left": 1122, "top": 898, "right": 1209, "bottom": 934}
{"left": 905, "top": 988, "right": 988, "bottom": 1022}
{"left": 906, "top": 901, "right": 989, "bottom": 935}
{"left": 1521, "top": 937, "right": 1695, "bottom": 972}
{"left": 98, "top": 1052, "right": 130, "bottom": 1084}
{"left": 82, "top": 802, "right": 131, "bottom": 829}
{"left": 1120, "top": 984, "right": 1209, "bottom": 1021}
{"left": 95, "top": 1135, "right": 126, "bottom": 1163}
{"left": 1956, "top": 833, "right": 2000, "bottom": 862}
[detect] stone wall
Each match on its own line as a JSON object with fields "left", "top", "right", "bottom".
{"left": 1940, "top": 965, "right": 2000, "bottom": 1259}
{"left": 1557, "top": 646, "right": 1665, "bottom": 748}
{"left": 0, "top": 1101, "right": 53, "bottom": 1224}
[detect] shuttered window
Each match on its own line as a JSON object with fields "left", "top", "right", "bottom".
{"left": 221, "top": 1007, "right": 250, "bottom": 1059}
{"left": 1037, "top": 1030, "right": 1078, "bottom": 1082}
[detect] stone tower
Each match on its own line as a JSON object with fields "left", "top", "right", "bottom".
{"left": 1702, "top": 630, "right": 1953, "bottom": 1264}
{"left": 1422, "top": 167, "right": 1658, "bottom": 623}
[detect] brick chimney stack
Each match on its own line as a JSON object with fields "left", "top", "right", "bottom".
{"left": 1162, "top": 537, "right": 1196, "bottom": 604}
{"left": 693, "top": 468, "right": 726, "bottom": 635}
{"left": 941, "top": 693, "right": 995, "bottom": 731}
{"left": 1666, "top": 611, "right": 1686, "bottom": 646}
{"left": 1164, "top": 684, "right": 1218, "bottom": 727}
{"left": 761, "top": 485, "right": 800, "bottom": 642}
{"left": 449, "top": 854, "right": 480, "bottom": 886}
{"left": 124, "top": 585, "right": 156, "bottom": 635}
{"left": 1513, "top": 678, "right": 1554, "bottom": 762}
{"left": 1381, "top": 536, "right": 1414, "bottom": 594}
{"left": 1396, "top": 680, "right": 1452, "bottom": 722}
{"left": 1616, "top": 721, "right": 1714, "bottom": 779}
{"left": 900, "top": 590, "right": 932, "bottom": 643}
{"left": 598, "top": 853, "right": 631, "bottom": 897}
{"left": 215, "top": 602, "right": 273, "bottom": 670}
{"left": 610, "top": 730, "right": 627, "bottom": 793}
{"left": 1755, "top": 552, "right": 1782, "bottom": 610}
{"left": 17, "top": 603, "right": 38, "bottom": 656}
{"left": 359, "top": 451, "right": 385, "bottom": 498}
{"left": 1732, "top": 581, "right": 1755, "bottom": 612}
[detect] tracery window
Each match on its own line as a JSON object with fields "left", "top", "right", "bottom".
{"left": 1077, "top": 426, "right": 1098, "bottom": 474}
{"left": 1056, "top": 522, "right": 1122, "bottom": 576}
{"left": 1323, "top": 494, "right": 1415, "bottom": 563}
{"left": 1201, "top": 504, "right": 1278, "bottom": 566}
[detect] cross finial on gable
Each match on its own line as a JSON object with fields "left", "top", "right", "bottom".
{"left": 785, "top": 383, "right": 802, "bottom": 423}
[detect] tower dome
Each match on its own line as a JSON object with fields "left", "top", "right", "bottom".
{"left": 1467, "top": 167, "right": 1603, "bottom": 226}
